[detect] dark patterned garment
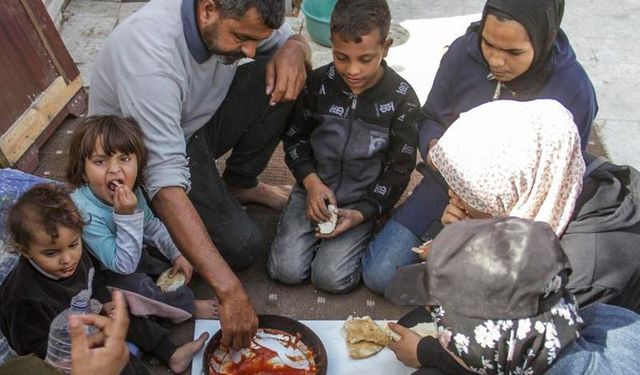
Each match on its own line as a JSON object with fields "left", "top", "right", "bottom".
{"left": 429, "top": 291, "right": 582, "bottom": 375}
{"left": 283, "top": 61, "right": 421, "bottom": 219}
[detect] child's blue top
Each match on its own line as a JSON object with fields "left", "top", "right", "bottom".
{"left": 71, "top": 185, "right": 180, "bottom": 274}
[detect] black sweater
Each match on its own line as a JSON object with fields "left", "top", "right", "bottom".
{"left": 399, "top": 307, "right": 474, "bottom": 375}
{"left": 0, "top": 252, "right": 93, "bottom": 358}
{"left": 417, "top": 337, "right": 475, "bottom": 375}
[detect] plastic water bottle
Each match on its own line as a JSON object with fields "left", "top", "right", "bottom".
{"left": 44, "top": 270, "right": 96, "bottom": 374}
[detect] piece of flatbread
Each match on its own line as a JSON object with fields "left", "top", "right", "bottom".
{"left": 344, "top": 316, "right": 436, "bottom": 359}
{"left": 156, "top": 268, "right": 186, "bottom": 292}
{"left": 344, "top": 317, "right": 391, "bottom": 346}
{"left": 382, "top": 320, "right": 438, "bottom": 342}
{"left": 346, "top": 341, "right": 384, "bottom": 359}
{"left": 317, "top": 205, "right": 338, "bottom": 234}
{"left": 411, "top": 322, "right": 438, "bottom": 338}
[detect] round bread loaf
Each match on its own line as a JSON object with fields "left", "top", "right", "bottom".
{"left": 156, "top": 268, "right": 186, "bottom": 292}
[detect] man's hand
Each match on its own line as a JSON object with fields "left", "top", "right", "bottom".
{"left": 426, "top": 138, "right": 439, "bottom": 171}
{"left": 113, "top": 182, "right": 137, "bottom": 215}
{"left": 441, "top": 189, "right": 470, "bottom": 226}
{"left": 218, "top": 286, "right": 259, "bottom": 350}
{"left": 387, "top": 322, "right": 422, "bottom": 368}
{"left": 70, "top": 290, "right": 130, "bottom": 375}
{"left": 153, "top": 187, "right": 258, "bottom": 350}
{"left": 265, "top": 35, "right": 311, "bottom": 106}
{"left": 303, "top": 174, "right": 337, "bottom": 223}
{"left": 171, "top": 255, "right": 194, "bottom": 284}
{"left": 316, "top": 208, "right": 364, "bottom": 239}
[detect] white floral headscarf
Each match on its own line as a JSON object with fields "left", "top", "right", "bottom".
{"left": 430, "top": 99, "right": 585, "bottom": 235}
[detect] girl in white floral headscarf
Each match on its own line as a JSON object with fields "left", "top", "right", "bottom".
{"left": 387, "top": 100, "right": 640, "bottom": 375}
{"left": 430, "top": 99, "right": 585, "bottom": 235}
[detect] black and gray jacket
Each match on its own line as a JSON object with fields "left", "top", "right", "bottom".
{"left": 562, "top": 154, "right": 640, "bottom": 313}
{"left": 284, "top": 62, "right": 421, "bottom": 219}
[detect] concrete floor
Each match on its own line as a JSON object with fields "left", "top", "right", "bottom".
{"left": 60, "top": 0, "right": 640, "bottom": 169}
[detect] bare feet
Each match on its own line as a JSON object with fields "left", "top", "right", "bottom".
{"left": 228, "top": 182, "right": 291, "bottom": 210}
{"left": 168, "top": 332, "right": 209, "bottom": 374}
{"left": 194, "top": 299, "right": 219, "bottom": 319}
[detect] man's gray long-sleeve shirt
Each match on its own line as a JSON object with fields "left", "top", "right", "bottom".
{"left": 88, "top": 0, "right": 293, "bottom": 199}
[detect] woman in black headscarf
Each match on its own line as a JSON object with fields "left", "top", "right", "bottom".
{"left": 477, "top": 0, "right": 565, "bottom": 96}
{"left": 362, "top": 0, "right": 599, "bottom": 297}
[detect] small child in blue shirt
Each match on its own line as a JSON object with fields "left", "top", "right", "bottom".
{"left": 67, "top": 115, "right": 216, "bottom": 320}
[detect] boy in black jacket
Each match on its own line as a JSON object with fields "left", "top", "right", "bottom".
{"left": 268, "top": 0, "right": 421, "bottom": 293}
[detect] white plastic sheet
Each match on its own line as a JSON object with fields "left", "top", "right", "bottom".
{"left": 192, "top": 319, "right": 414, "bottom": 375}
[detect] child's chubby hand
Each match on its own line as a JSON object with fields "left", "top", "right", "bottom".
{"left": 113, "top": 182, "right": 137, "bottom": 215}
{"left": 316, "top": 208, "right": 364, "bottom": 239}
{"left": 387, "top": 322, "right": 422, "bottom": 368}
{"left": 102, "top": 301, "right": 116, "bottom": 318}
{"left": 411, "top": 240, "right": 433, "bottom": 261}
{"left": 441, "top": 189, "right": 469, "bottom": 226}
{"left": 171, "top": 255, "right": 193, "bottom": 284}
{"left": 302, "top": 174, "right": 337, "bottom": 223}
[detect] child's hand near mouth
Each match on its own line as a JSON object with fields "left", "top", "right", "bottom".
{"left": 112, "top": 181, "right": 138, "bottom": 215}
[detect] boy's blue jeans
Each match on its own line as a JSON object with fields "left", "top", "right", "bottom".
{"left": 361, "top": 218, "right": 422, "bottom": 295}
{"left": 267, "top": 186, "right": 374, "bottom": 294}
{"left": 546, "top": 303, "right": 640, "bottom": 374}
{"left": 362, "top": 166, "right": 450, "bottom": 295}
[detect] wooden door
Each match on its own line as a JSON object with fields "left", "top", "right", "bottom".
{"left": 0, "top": 0, "right": 85, "bottom": 171}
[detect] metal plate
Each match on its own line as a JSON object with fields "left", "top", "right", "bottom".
{"left": 203, "top": 314, "right": 328, "bottom": 375}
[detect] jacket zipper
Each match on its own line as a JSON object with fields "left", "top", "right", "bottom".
{"left": 335, "top": 95, "right": 358, "bottom": 195}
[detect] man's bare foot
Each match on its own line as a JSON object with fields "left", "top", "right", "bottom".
{"left": 194, "top": 299, "right": 219, "bottom": 319}
{"left": 168, "top": 332, "right": 209, "bottom": 374}
{"left": 228, "top": 182, "right": 291, "bottom": 210}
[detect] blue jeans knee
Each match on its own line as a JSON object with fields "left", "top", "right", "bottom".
{"left": 362, "top": 218, "right": 422, "bottom": 295}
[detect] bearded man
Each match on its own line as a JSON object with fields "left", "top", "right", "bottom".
{"left": 89, "top": 0, "right": 310, "bottom": 349}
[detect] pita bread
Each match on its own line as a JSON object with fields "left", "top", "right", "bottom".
{"left": 156, "top": 268, "right": 186, "bottom": 292}
{"left": 381, "top": 322, "right": 401, "bottom": 342}
{"left": 382, "top": 321, "right": 438, "bottom": 342}
{"left": 344, "top": 317, "right": 390, "bottom": 346}
{"left": 317, "top": 205, "right": 338, "bottom": 234}
{"left": 346, "top": 341, "right": 384, "bottom": 359}
{"left": 343, "top": 316, "right": 392, "bottom": 359}
{"left": 411, "top": 322, "right": 438, "bottom": 338}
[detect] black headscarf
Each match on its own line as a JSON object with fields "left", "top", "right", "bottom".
{"left": 478, "top": 0, "right": 565, "bottom": 94}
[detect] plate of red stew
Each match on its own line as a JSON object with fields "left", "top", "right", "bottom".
{"left": 203, "top": 315, "right": 328, "bottom": 375}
